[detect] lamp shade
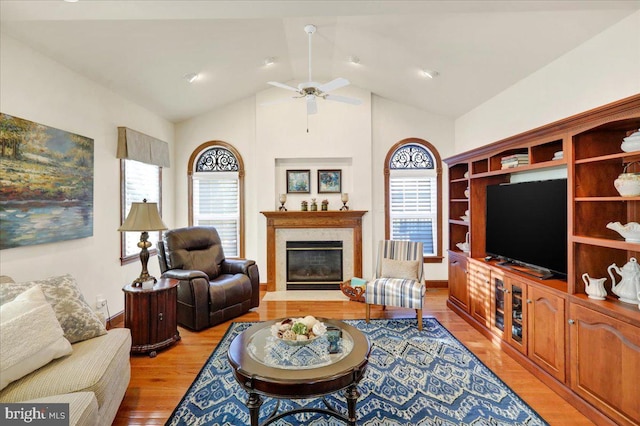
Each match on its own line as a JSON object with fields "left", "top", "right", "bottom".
{"left": 118, "top": 199, "right": 167, "bottom": 232}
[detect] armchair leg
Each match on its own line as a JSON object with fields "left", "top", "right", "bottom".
{"left": 416, "top": 309, "right": 423, "bottom": 331}
{"left": 365, "top": 304, "right": 370, "bottom": 323}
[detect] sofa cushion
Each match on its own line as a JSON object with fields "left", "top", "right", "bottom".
{"left": 0, "top": 328, "right": 131, "bottom": 410}
{"left": 25, "top": 392, "right": 98, "bottom": 426}
{"left": 0, "top": 274, "right": 106, "bottom": 343}
{"left": 0, "top": 286, "right": 73, "bottom": 390}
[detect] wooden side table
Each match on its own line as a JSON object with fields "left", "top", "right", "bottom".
{"left": 123, "top": 278, "right": 181, "bottom": 357}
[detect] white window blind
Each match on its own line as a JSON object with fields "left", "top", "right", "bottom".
{"left": 389, "top": 172, "right": 437, "bottom": 255}
{"left": 192, "top": 171, "right": 239, "bottom": 257}
{"left": 121, "top": 159, "right": 161, "bottom": 259}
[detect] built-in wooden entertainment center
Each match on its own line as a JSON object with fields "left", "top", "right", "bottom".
{"left": 444, "top": 94, "right": 640, "bottom": 426}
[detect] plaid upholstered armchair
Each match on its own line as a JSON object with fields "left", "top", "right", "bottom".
{"left": 365, "top": 240, "right": 425, "bottom": 330}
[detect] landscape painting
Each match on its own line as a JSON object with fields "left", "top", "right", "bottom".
{"left": 0, "top": 113, "right": 94, "bottom": 249}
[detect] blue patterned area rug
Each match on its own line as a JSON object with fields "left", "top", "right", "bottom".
{"left": 166, "top": 318, "right": 548, "bottom": 426}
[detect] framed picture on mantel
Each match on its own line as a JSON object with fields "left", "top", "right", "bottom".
{"left": 318, "top": 169, "right": 341, "bottom": 193}
{"left": 286, "top": 169, "right": 311, "bottom": 193}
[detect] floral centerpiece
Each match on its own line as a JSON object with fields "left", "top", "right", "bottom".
{"left": 271, "top": 315, "right": 327, "bottom": 345}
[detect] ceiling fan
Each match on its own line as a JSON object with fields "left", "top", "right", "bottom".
{"left": 267, "top": 24, "right": 362, "bottom": 115}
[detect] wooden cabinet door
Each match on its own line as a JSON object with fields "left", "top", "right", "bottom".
{"left": 469, "top": 261, "right": 491, "bottom": 327}
{"left": 448, "top": 252, "right": 469, "bottom": 312}
{"left": 527, "top": 286, "right": 566, "bottom": 382}
{"left": 505, "top": 277, "right": 527, "bottom": 355}
{"left": 152, "top": 286, "right": 178, "bottom": 344}
{"left": 124, "top": 291, "right": 151, "bottom": 348}
{"left": 569, "top": 303, "right": 640, "bottom": 426}
{"left": 490, "top": 271, "right": 506, "bottom": 339}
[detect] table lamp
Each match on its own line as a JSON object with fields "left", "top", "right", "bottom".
{"left": 118, "top": 199, "right": 168, "bottom": 286}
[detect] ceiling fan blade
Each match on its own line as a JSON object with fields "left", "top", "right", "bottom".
{"left": 267, "top": 81, "right": 300, "bottom": 93}
{"left": 325, "top": 94, "right": 362, "bottom": 105}
{"left": 317, "top": 77, "right": 350, "bottom": 93}
{"left": 306, "top": 96, "right": 318, "bottom": 115}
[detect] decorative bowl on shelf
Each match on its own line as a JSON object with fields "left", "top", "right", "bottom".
{"left": 614, "top": 162, "right": 640, "bottom": 197}
{"left": 271, "top": 316, "right": 327, "bottom": 346}
{"left": 621, "top": 129, "right": 640, "bottom": 152}
{"left": 606, "top": 221, "right": 640, "bottom": 242}
{"left": 460, "top": 215, "right": 469, "bottom": 222}
{"left": 464, "top": 189, "right": 470, "bottom": 198}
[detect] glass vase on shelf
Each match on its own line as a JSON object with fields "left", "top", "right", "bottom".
{"left": 310, "top": 198, "right": 317, "bottom": 211}
{"left": 321, "top": 199, "right": 328, "bottom": 211}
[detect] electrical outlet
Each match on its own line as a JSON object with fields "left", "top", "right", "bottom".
{"left": 96, "top": 295, "right": 107, "bottom": 309}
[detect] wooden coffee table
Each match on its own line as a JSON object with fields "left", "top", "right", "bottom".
{"left": 227, "top": 318, "right": 370, "bottom": 426}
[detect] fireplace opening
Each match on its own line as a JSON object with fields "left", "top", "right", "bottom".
{"left": 286, "top": 241, "right": 343, "bottom": 290}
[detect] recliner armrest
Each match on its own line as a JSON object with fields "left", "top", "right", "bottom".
{"left": 221, "top": 259, "right": 260, "bottom": 309}
{"left": 161, "top": 269, "right": 208, "bottom": 281}
{"left": 221, "top": 258, "right": 255, "bottom": 275}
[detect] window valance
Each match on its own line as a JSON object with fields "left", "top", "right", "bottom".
{"left": 117, "top": 127, "right": 170, "bottom": 167}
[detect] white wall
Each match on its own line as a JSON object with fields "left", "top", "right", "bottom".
{"left": 176, "top": 86, "right": 455, "bottom": 281}
{"left": 456, "top": 11, "right": 640, "bottom": 153}
{"left": 371, "top": 96, "right": 455, "bottom": 280}
{"left": 0, "top": 34, "right": 175, "bottom": 315}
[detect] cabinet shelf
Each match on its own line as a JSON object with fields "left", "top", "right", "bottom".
{"left": 471, "top": 160, "right": 565, "bottom": 179}
{"left": 450, "top": 177, "right": 469, "bottom": 184}
{"left": 572, "top": 235, "right": 640, "bottom": 250}
{"left": 574, "top": 151, "right": 640, "bottom": 165}
{"left": 449, "top": 219, "right": 469, "bottom": 226}
{"left": 575, "top": 196, "right": 640, "bottom": 202}
{"left": 571, "top": 293, "right": 640, "bottom": 327}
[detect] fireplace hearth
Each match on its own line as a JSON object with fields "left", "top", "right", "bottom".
{"left": 286, "top": 241, "right": 343, "bottom": 290}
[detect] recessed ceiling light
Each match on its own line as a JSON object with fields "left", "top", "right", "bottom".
{"left": 263, "top": 57, "right": 276, "bottom": 66}
{"left": 348, "top": 56, "right": 360, "bottom": 65}
{"left": 421, "top": 69, "right": 439, "bottom": 79}
{"left": 184, "top": 73, "right": 199, "bottom": 83}
{"left": 64, "top": 0, "right": 79, "bottom": 2}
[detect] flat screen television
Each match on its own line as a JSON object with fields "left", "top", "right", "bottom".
{"left": 485, "top": 178, "right": 567, "bottom": 279}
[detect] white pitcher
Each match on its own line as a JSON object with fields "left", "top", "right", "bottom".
{"left": 607, "top": 257, "right": 640, "bottom": 304}
{"left": 581, "top": 273, "right": 607, "bottom": 300}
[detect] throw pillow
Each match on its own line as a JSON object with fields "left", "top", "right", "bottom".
{"left": 380, "top": 258, "right": 421, "bottom": 281}
{"left": 0, "top": 285, "right": 73, "bottom": 390}
{"left": 0, "top": 274, "right": 107, "bottom": 344}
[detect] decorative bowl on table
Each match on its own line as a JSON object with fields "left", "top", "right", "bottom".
{"left": 271, "top": 316, "right": 327, "bottom": 346}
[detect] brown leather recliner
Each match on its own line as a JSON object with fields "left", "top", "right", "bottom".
{"left": 157, "top": 226, "right": 260, "bottom": 331}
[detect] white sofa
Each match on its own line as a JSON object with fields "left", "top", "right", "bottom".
{"left": 0, "top": 275, "right": 131, "bottom": 426}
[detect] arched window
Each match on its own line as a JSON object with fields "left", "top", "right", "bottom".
{"left": 384, "top": 138, "right": 443, "bottom": 262}
{"left": 188, "top": 141, "right": 245, "bottom": 257}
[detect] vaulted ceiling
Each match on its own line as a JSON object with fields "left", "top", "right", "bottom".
{"left": 1, "top": 1, "right": 638, "bottom": 122}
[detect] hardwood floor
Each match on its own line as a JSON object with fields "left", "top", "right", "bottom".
{"left": 112, "top": 289, "right": 595, "bottom": 425}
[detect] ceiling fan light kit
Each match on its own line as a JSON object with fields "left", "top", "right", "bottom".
{"left": 266, "top": 24, "right": 362, "bottom": 116}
